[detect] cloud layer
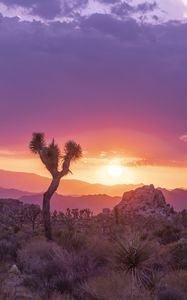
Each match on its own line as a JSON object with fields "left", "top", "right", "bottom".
{"left": 0, "top": 1, "right": 187, "bottom": 167}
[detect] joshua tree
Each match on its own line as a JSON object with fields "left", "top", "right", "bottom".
{"left": 114, "top": 206, "right": 120, "bottom": 225}
{"left": 29, "top": 132, "right": 82, "bottom": 240}
{"left": 24, "top": 204, "right": 41, "bottom": 233}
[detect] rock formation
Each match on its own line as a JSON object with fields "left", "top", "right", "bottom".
{"left": 116, "top": 185, "right": 175, "bottom": 218}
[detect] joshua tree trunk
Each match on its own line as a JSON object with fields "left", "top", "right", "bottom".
{"left": 43, "top": 174, "right": 61, "bottom": 240}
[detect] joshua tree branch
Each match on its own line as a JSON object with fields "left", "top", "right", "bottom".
{"left": 60, "top": 156, "right": 72, "bottom": 177}
{"left": 39, "top": 150, "right": 57, "bottom": 177}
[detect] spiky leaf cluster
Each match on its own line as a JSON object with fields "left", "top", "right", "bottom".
{"left": 30, "top": 133, "right": 82, "bottom": 176}
{"left": 44, "top": 140, "right": 61, "bottom": 172}
{"left": 115, "top": 238, "right": 153, "bottom": 287}
{"left": 29, "top": 133, "right": 46, "bottom": 154}
{"left": 116, "top": 239, "right": 150, "bottom": 272}
{"left": 64, "top": 140, "right": 82, "bottom": 161}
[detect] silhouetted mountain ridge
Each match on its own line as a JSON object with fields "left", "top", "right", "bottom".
{"left": 0, "top": 187, "right": 186, "bottom": 213}
{"left": 0, "top": 170, "right": 186, "bottom": 213}
{"left": 0, "top": 169, "right": 143, "bottom": 196}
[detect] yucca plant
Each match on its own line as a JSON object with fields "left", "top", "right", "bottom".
{"left": 29, "top": 133, "right": 82, "bottom": 240}
{"left": 114, "top": 237, "right": 153, "bottom": 290}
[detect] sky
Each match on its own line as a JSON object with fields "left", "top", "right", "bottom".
{"left": 1, "top": 0, "right": 187, "bottom": 188}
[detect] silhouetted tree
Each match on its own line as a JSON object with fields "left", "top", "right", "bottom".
{"left": 24, "top": 204, "right": 41, "bottom": 233}
{"left": 52, "top": 210, "right": 58, "bottom": 225}
{"left": 71, "top": 208, "right": 79, "bottom": 219}
{"left": 114, "top": 206, "right": 120, "bottom": 225}
{"left": 29, "top": 133, "right": 82, "bottom": 240}
{"left": 79, "top": 208, "right": 92, "bottom": 219}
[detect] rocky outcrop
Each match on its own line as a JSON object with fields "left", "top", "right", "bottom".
{"left": 116, "top": 185, "right": 175, "bottom": 218}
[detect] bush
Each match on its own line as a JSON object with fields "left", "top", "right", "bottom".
{"left": 17, "top": 239, "right": 105, "bottom": 299}
{"left": 56, "top": 229, "right": 87, "bottom": 251}
{"left": 81, "top": 272, "right": 154, "bottom": 300}
{"left": 154, "top": 225, "right": 181, "bottom": 245}
{"left": 169, "top": 240, "right": 187, "bottom": 270}
{"left": 157, "top": 287, "right": 186, "bottom": 300}
{"left": 17, "top": 240, "right": 65, "bottom": 298}
{"left": 0, "top": 236, "right": 18, "bottom": 262}
{"left": 160, "top": 270, "right": 187, "bottom": 294}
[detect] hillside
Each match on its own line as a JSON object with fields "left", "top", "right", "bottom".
{"left": 0, "top": 187, "right": 31, "bottom": 199}
{"left": 0, "top": 186, "right": 186, "bottom": 213}
{"left": 161, "top": 188, "right": 187, "bottom": 212}
{"left": 20, "top": 193, "right": 120, "bottom": 214}
{"left": 0, "top": 169, "right": 142, "bottom": 196}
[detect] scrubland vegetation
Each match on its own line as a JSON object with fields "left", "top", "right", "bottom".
{"left": 0, "top": 199, "right": 187, "bottom": 300}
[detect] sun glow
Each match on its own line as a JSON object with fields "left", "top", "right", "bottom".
{"left": 108, "top": 164, "right": 123, "bottom": 177}
{"left": 94, "top": 158, "right": 136, "bottom": 185}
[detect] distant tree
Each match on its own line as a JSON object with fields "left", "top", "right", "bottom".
{"left": 29, "top": 133, "right": 82, "bottom": 240}
{"left": 24, "top": 204, "right": 41, "bottom": 233}
{"left": 79, "top": 208, "right": 92, "bottom": 219}
{"left": 71, "top": 208, "right": 79, "bottom": 219}
{"left": 84, "top": 208, "right": 92, "bottom": 219}
{"left": 52, "top": 210, "right": 58, "bottom": 224}
{"left": 11, "top": 205, "right": 25, "bottom": 229}
{"left": 65, "top": 208, "right": 74, "bottom": 231}
{"left": 114, "top": 206, "right": 120, "bottom": 225}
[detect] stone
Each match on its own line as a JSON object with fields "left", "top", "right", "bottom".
{"left": 116, "top": 185, "right": 175, "bottom": 218}
{"left": 9, "top": 264, "right": 21, "bottom": 275}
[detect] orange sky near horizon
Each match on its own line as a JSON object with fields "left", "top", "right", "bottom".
{"left": 0, "top": 128, "right": 187, "bottom": 189}
{"left": 0, "top": 151, "right": 187, "bottom": 189}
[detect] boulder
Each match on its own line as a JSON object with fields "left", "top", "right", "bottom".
{"left": 116, "top": 185, "right": 175, "bottom": 218}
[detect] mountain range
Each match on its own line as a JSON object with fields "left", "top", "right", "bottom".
{"left": 0, "top": 169, "right": 142, "bottom": 196}
{"left": 0, "top": 169, "right": 186, "bottom": 213}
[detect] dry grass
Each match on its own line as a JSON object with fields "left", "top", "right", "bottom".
{"left": 81, "top": 272, "right": 155, "bottom": 300}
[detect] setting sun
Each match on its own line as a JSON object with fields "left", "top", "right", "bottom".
{"left": 94, "top": 160, "right": 136, "bottom": 185}
{"left": 108, "top": 164, "right": 123, "bottom": 177}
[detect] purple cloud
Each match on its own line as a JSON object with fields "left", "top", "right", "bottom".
{"left": 0, "top": 0, "right": 61, "bottom": 19}
{"left": 111, "top": 2, "right": 134, "bottom": 17}
{"left": 136, "top": 1, "right": 157, "bottom": 13}
{"left": 0, "top": 12, "right": 187, "bottom": 163}
{"left": 111, "top": 1, "right": 158, "bottom": 18}
{"left": 0, "top": 0, "right": 89, "bottom": 19}
{"left": 0, "top": 0, "right": 159, "bottom": 20}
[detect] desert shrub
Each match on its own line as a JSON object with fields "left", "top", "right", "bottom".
{"left": 157, "top": 287, "right": 186, "bottom": 300}
{"left": 154, "top": 225, "right": 181, "bottom": 245}
{"left": 0, "top": 235, "right": 19, "bottom": 262}
{"left": 180, "top": 230, "right": 187, "bottom": 240}
{"left": 113, "top": 237, "right": 155, "bottom": 288}
{"left": 85, "top": 236, "right": 112, "bottom": 267}
{"left": 81, "top": 272, "right": 154, "bottom": 300}
{"left": 57, "top": 233, "right": 110, "bottom": 268}
{"left": 17, "top": 240, "right": 59, "bottom": 274}
{"left": 50, "top": 293, "right": 73, "bottom": 300}
{"left": 168, "top": 240, "right": 187, "bottom": 270}
{"left": 14, "top": 225, "right": 21, "bottom": 233}
{"left": 140, "top": 232, "right": 149, "bottom": 241}
{"left": 17, "top": 240, "right": 66, "bottom": 298}
{"left": 160, "top": 270, "right": 187, "bottom": 294}
{"left": 81, "top": 272, "right": 131, "bottom": 300}
{"left": 56, "top": 229, "right": 87, "bottom": 251}
{"left": 0, "top": 274, "right": 41, "bottom": 300}
{"left": 17, "top": 239, "right": 105, "bottom": 299}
